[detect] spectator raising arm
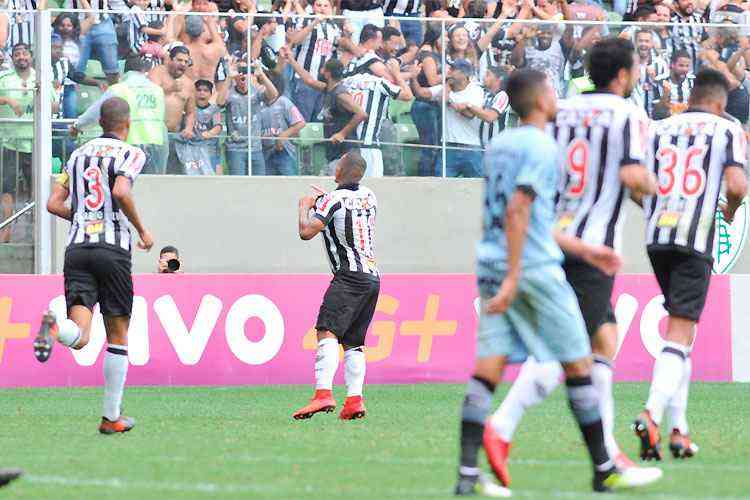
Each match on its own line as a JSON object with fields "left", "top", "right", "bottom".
{"left": 279, "top": 45, "right": 327, "bottom": 92}
{"left": 254, "top": 63, "right": 279, "bottom": 103}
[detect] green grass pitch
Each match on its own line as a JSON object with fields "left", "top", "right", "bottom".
{"left": 2, "top": 383, "right": 749, "bottom": 499}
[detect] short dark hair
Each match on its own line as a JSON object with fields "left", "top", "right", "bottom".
{"left": 671, "top": 49, "right": 692, "bottom": 64}
{"left": 633, "top": 3, "right": 656, "bottom": 19}
{"left": 99, "top": 97, "right": 130, "bottom": 133}
{"left": 160, "top": 245, "right": 179, "bottom": 258}
{"left": 195, "top": 79, "right": 214, "bottom": 92}
{"left": 323, "top": 58, "right": 345, "bottom": 80}
{"left": 381, "top": 26, "right": 401, "bottom": 41}
{"left": 339, "top": 150, "right": 367, "bottom": 183}
{"left": 486, "top": 65, "right": 506, "bottom": 80}
{"left": 586, "top": 37, "right": 635, "bottom": 90}
{"left": 169, "top": 45, "right": 190, "bottom": 60}
{"left": 635, "top": 28, "right": 654, "bottom": 39}
{"left": 11, "top": 43, "right": 30, "bottom": 55}
{"left": 124, "top": 56, "right": 145, "bottom": 73}
{"left": 690, "top": 68, "right": 730, "bottom": 104}
{"left": 360, "top": 24, "right": 381, "bottom": 44}
{"left": 506, "top": 69, "right": 548, "bottom": 119}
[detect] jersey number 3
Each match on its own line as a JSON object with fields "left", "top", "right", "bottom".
{"left": 656, "top": 145, "right": 707, "bottom": 198}
{"left": 83, "top": 166, "right": 105, "bottom": 211}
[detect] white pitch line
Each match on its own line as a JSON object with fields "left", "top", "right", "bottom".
{"left": 23, "top": 475, "right": 750, "bottom": 500}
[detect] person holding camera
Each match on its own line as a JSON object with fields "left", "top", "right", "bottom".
{"left": 158, "top": 245, "right": 183, "bottom": 273}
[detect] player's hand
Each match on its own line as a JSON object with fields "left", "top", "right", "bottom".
{"left": 7, "top": 99, "right": 22, "bottom": 117}
{"left": 720, "top": 201, "right": 736, "bottom": 224}
{"left": 385, "top": 58, "right": 401, "bottom": 77}
{"left": 275, "top": 138, "right": 285, "bottom": 151}
{"left": 299, "top": 195, "right": 316, "bottom": 210}
{"left": 69, "top": 124, "right": 80, "bottom": 138}
{"left": 137, "top": 230, "right": 154, "bottom": 251}
{"left": 181, "top": 128, "right": 194, "bottom": 140}
{"left": 310, "top": 184, "right": 327, "bottom": 197}
{"left": 279, "top": 45, "right": 292, "bottom": 61}
{"left": 485, "top": 276, "right": 518, "bottom": 314}
{"left": 583, "top": 245, "right": 623, "bottom": 276}
{"left": 330, "top": 132, "right": 345, "bottom": 144}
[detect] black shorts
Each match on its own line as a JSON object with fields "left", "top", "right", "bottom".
{"left": 316, "top": 270, "right": 380, "bottom": 347}
{"left": 648, "top": 248, "right": 712, "bottom": 322}
{"left": 64, "top": 246, "right": 134, "bottom": 317}
{"left": 563, "top": 257, "right": 615, "bottom": 337}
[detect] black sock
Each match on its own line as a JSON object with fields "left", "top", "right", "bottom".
{"left": 459, "top": 376, "right": 496, "bottom": 476}
{"left": 566, "top": 376, "right": 613, "bottom": 472}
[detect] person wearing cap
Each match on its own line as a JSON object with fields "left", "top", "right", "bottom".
{"left": 72, "top": 55, "right": 168, "bottom": 174}
{"left": 443, "top": 58, "right": 484, "bottom": 178}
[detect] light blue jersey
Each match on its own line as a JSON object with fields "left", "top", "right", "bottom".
{"left": 476, "top": 125, "right": 564, "bottom": 298}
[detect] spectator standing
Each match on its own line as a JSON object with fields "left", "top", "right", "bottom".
{"left": 632, "top": 29, "right": 669, "bottom": 117}
{"left": 53, "top": 12, "right": 91, "bottom": 119}
{"left": 0, "top": 44, "right": 57, "bottom": 243}
{"left": 73, "top": 56, "right": 168, "bottom": 174}
{"left": 175, "top": 7, "right": 228, "bottom": 82}
{"left": 68, "top": 0, "right": 121, "bottom": 86}
{"left": 177, "top": 79, "right": 223, "bottom": 175}
{"left": 466, "top": 65, "right": 508, "bottom": 149}
{"left": 259, "top": 77, "right": 306, "bottom": 175}
{"left": 346, "top": 24, "right": 389, "bottom": 78}
{"left": 511, "top": 24, "right": 570, "bottom": 97}
{"left": 127, "top": 0, "right": 168, "bottom": 56}
{"left": 699, "top": 25, "right": 750, "bottom": 124}
{"left": 669, "top": 0, "right": 708, "bottom": 72}
{"left": 339, "top": 0, "right": 385, "bottom": 45}
{"left": 383, "top": 0, "right": 422, "bottom": 46}
{"left": 148, "top": 45, "right": 196, "bottom": 174}
{"left": 5, "top": 0, "right": 47, "bottom": 51}
{"left": 282, "top": 49, "right": 367, "bottom": 173}
{"left": 411, "top": 35, "right": 442, "bottom": 176}
{"left": 443, "top": 58, "right": 484, "bottom": 177}
{"left": 654, "top": 50, "right": 695, "bottom": 118}
{"left": 217, "top": 60, "right": 279, "bottom": 175}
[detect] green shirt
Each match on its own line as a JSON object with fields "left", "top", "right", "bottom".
{"left": 0, "top": 68, "right": 58, "bottom": 153}
{"left": 109, "top": 72, "right": 166, "bottom": 146}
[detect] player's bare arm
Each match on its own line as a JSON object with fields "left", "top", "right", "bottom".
{"left": 721, "top": 166, "right": 749, "bottom": 223}
{"left": 279, "top": 46, "right": 327, "bottom": 92}
{"left": 554, "top": 231, "right": 623, "bottom": 276}
{"left": 620, "top": 163, "right": 657, "bottom": 197}
{"left": 112, "top": 176, "right": 153, "bottom": 251}
{"left": 298, "top": 195, "right": 325, "bottom": 240}
{"left": 46, "top": 178, "right": 72, "bottom": 222}
{"left": 486, "top": 188, "right": 533, "bottom": 315}
{"left": 332, "top": 92, "right": 367, "bottom": 144}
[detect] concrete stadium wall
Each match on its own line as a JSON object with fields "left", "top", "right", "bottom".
{"left": 52, "top": 176, "right": 664, "bottom": 274}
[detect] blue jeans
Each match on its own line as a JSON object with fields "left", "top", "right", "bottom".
{"left": 392, "top": 12, "right": 423, "bottom": 46}
{"left": 290, "top": 77, "right": 324, "bottom": 122}
{"left": 411, "top": 100, "right": 442, "bottom": 177}
{"left": 264, "top": 148, "right": 297, "bottom": 176}
{"left": 63, "top": 84, "right": 77, "bottom": 118}
{"left": 226, "top": 148, "right": 266, "bottom": 175}
{"left": 446, "top": 147, "right": 483, "bottom": 178}
{"left": 77, "top": 19, "right": 119, "bottom": 75}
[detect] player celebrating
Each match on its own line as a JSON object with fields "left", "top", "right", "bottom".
{"left": 35, "top": 97, "right": 154, "bottom": 435}
{"left": 634, "top": 69, "right": 748, "bottom": 461}
{"left": 294, "top": 151, "right": 380, "bottom": 421}
{"left": 482, "top": 37, "right": 660, "bottom": 486}
{"left": 454, "top": 68, "right": 662, "bottom": 497}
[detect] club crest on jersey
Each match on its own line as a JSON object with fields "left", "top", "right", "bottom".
{"left": 713, "top": 195, "right": 749, "bottom": 274}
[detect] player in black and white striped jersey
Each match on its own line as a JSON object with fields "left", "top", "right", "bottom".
{"left": 35, "top": 97, "right": 154, "bottom": 436}
{"left": 343, "top": 58, "right": 413, "bottom": 176}
{"left": 488, "top": 38, "right": 660, "bottom": 477}
{"left": 634, "top": 69, "right": 748, "bottom": 462}
{"left": 294, "top": 151, "right": 380, "bottom": 421}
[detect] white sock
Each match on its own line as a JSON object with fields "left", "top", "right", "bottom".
{"left": 491, "top": 357, "right": 563, "bottom": 442}
{"left": 668, "top": 356, "right": 692, "bottom": 434}
{"left": 645, "top": 342, "right": 689, "bottom": 425}
{"left": 592, "top": 355, "right": 619, "bottom": 458}
{"left": 103, "top": 344, "right": 129, "bottom": 421}
{"left": 57, "top": 318, "right": 81, "bottom": 348}
{"left": 344, "top": 348, "right": 366, "bottom": 397}
{"left": 314, "top": 338, "right": 339, "bottom": 390}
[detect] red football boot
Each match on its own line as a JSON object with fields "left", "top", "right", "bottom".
{"left": 339, "top": 395, "right": 366, "bottom": 420}
{"left": 33, "top": 311, "right": 59, "bottom": 363}
{"left": 483, "top": 422, "right": 512, "bottom": 487}
{"left": 292, "top": 389, "right": 337, "bottom": 420}
{"left": 633, "top": 410, "right": 662, "bottom": 461}
{"left": 99, "top": 416, "right": 136, "bottom": 435}
{"left": 670, "top": 429, "right": 699, "bottom": 459}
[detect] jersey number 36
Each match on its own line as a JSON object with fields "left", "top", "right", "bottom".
{"left": 655, "top": 145, "right": 707, "bottom": 198}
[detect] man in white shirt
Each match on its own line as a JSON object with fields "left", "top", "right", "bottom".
{"left": 444, "top": 59, "right": 485, "bottom": 178}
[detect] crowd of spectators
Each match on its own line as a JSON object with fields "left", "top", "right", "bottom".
{"left": 1, "top": 0, "right": 750, "bottom": 240}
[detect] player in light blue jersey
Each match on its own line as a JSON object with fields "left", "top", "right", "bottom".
{"left": 454, "top": 69, "right": 662, "bottom": 497}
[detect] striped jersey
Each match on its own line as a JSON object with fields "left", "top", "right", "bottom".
{"left": 383, "top": 0, "right": 420, "bottom": 15}
{"left": 292, "top": 18, "right": 341, "bottom": 82}
{"left": 550, "top": 92, "right": 649, "bottom": 251}
{"left": 128, "top": 5, "right": 148, "bottom": 54}
{"left": 655, "top": 74, "right": 695, "bottom": 115}
{"left": 345, "top": 50, "right": 382, "bottom": 77}
{"left": 636, "top": 55, "right": 669, "bottom": 117}
{"left": 343, "top": 73, "right": 401, "bottom": 146}
{"left": 6, "top": 0, "right": 36, "bottom": 48}
{"left": 67, "top": 0, "right": 112, "bottom": 23}
{"left": 479, "top": 88, "right": 509, "bottom": 148}
{"left": 313, "top": 184, "right": 379, "bottom": 277}
{"left": 669, "top": 12, "right": 707, "bottom": 71}
{"left": 645, "top": 111, "right": 747, "bottom": 258}
{"left": 63, "top": 136, "right": 146, "bottom": 254}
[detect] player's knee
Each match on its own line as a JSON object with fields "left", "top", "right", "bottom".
{"left": 561, "top": 356, "right": 592, "bottom": 379}
{"left": 316, "top": 329, "right": 338, "bottom": 343}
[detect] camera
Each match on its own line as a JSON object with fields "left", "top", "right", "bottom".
{"left": 166, "top": 258, "right": 181, "bottom": 272}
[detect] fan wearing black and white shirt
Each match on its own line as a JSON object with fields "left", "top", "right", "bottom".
{"left": 460, "top": 65, "right": 509, "bottom": 149}
{"left": 654, "top": 50, "right": 695, "bottom": 119}
{"left": 632, "top": 29, "right": 669, "bottom": 118}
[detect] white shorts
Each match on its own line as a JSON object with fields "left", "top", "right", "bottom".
{"left": 359, "top": 148, "right": 383, "bottom": 178}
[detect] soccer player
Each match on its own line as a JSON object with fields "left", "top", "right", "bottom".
{"left": 634, "top": 69, "right": 748, "bottom": 461}
{"left": 480, "top": 37, "right": 661, "bottom": 487}
{"left": 35, "top": 97, "right": 154, "bottom": 435}
{"left": 294, "top": 151, "right": 380, "bottom": 421}
{"left": 0, "top": 469, "right": 22, "bottom": 488}
{"left": 455, "top": 68, "right": 662, "bottom": 497}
